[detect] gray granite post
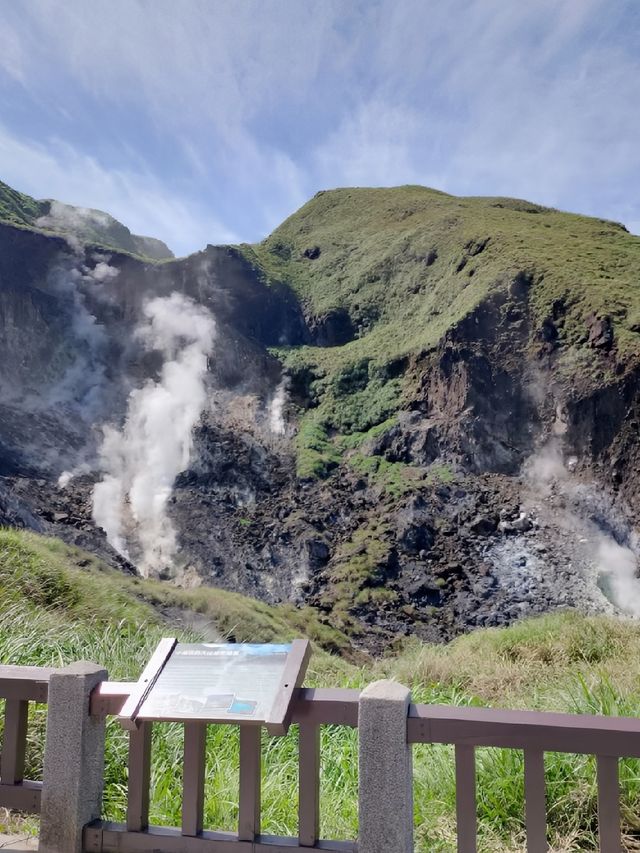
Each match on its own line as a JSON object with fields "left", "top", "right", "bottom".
{"left": 358, "top": 679, "right": 413, "bottom": 853}
{"left": 39, "top": 661, "right": 108, "bottom": 853}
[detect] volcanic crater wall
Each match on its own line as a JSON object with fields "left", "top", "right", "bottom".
{"left": 2, "top": 197, "right": 640, "bottom": 651}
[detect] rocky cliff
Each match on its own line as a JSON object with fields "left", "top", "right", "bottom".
{"left": 2, "top": 182, "right": 640, "bottom": 652}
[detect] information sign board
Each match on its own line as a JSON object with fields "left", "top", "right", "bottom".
{"left": 118, "top": 638, "right": 310, "bottom": 735}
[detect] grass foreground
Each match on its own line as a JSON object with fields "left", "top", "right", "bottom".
{"left": 2, "top": 528, "right": 640, "bottom": 850}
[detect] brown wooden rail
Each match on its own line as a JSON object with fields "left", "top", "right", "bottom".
{"left": 1, "top": 666, "right": 638, "bottom": 851}
{"left": 407, "top": 703, "right": 640, "bottom": 853}
{"left": 90, "top": 681, "right": 640, "bottom": 852}
{"left": 0, "top": 664, "right": 53, "bottom": 814}
{"left": 88, "top": 683, "right": 359, "bottom": 852}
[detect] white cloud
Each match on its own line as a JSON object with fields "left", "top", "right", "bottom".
{"left": 314, "top": 100, "right": 431, "bottom": 188}
{"left": 311, "top": 0, "right": 640, "bottom": 230}
{"left": 5, "top": 0, "right": 344, "bottom": 133}
{"left": 0, "top": 0, "right": 638, "bottom": 240}
{"left": 0, "top": 24, "right": 26, "bottom": 83}
{"left": 0, "top": 126, "right": 237, "bottom": 254}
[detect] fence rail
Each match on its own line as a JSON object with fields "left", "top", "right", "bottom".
{"left": 1, "top": 664, "right": 639, "bottom": 851}
{"left": 0, "top": 664, "right": 52, "bottom": 814}
{"left": 89, "top": 683, "right": 359, "bottom": 852}
{"left": 407, "top": 702, "right": 639, "bottom": 853}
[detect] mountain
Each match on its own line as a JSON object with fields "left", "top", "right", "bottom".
{"left": 1, "top": 180, "right": 640, "bottom": 653}
{"left": 0, "top": 180, "right": 174, "bottom": 260}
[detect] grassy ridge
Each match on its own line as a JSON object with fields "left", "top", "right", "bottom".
{"left": 251, "top": 186, "right": 640, "bottom": 365}
{"left": 3, "top": 530, "right": 640, "bottom": 848}
{"left": 0, "top": 180, "right": 44, "bottom": 227}
{"left": 0, "top": 178, "right": 172, "bottom": 260}
{"left": 0, "top": 528, "right": 353, "bottom": 658}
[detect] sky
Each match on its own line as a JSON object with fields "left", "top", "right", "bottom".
{"left": 0, "top": 0, "right": 639, "bottom": 257}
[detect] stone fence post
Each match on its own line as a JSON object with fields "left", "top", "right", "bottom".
{"left": 358, "top": 679, "right": 413, "bottom": 853}
{"left": 39, "top": 661, "right": 108, "bottom": 853}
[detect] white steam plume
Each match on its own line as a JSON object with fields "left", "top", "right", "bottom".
{"left": 597, "top": 539, "right": 640, "bottom": 617}
{"left": 525, "top": 438, "right": 640, "bottom": 617}
{"left": 92, "top": 293, "right": 215, "bottom": 576}
{"left": 58, "top": 462, "right": 91, "bottom": 488}
{"left": 36, "top": 200, "right": 111, "bottom": 234}
{"left": 267, "top": 378, "right": 288, "bottom": 435}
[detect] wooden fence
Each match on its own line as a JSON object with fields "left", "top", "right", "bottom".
{"left": 0, "top": 664, "right": 52, "bottom": 814}
{"left": 1, "top": 663, "right": 639, "bottom": 852}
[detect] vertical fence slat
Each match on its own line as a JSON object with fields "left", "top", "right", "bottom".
{"left": 238, "top": 725, "right": 261, "bottom": 841}
{"left": 597, "top": 755, "right": 621, "bottom": 853}
{"left": 127, "top": 721, "right": 152, "bottom": 832}
{"left": 524, "top": 749, "right": 547, "bottom": 853}
{"left": 298, "top": 722, "right": 320, "bottom": 847}
{"left": 182, "top": 722, "right": 207, "bottom": 837}
{"left": 0, "top": 699, "right": 28, "bottom": 784}
{"left": 455, "top": 744, "right": 477, "bottom": 853}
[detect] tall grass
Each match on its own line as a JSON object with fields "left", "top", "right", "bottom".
{"left": 3, "top": 530, "right": 640, "bottom": 849}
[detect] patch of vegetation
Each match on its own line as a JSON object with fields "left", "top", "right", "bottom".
{"left": 344, "top": 454, "right": 455, "bottom": 498}
{"left": 348, "top": 453, "right": 418, "bottom": 498}
{"left": 294, "top": 374, "right": 402, "bottom": 482}
{"left": 295, "top": 414, "right": 342, "bottom": 479}
{"left": 426, "top": 463, "right": 455, "bottom": 484}
{"left": 331, "top": 358, "right": 371, "bottom": 395}
{"left": 336, "top": 416, "right": 397, "bottom": 450}
{"left": 0, "top": 179, "right": 43, "bottom": 226}
{"left": 318, "top": 520, "right": 396, "bottom": 629}
{"left": 327, "top": 374, "right": 402, "bottom": 434}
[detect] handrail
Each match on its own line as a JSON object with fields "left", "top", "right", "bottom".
{"left": 88, "top": 682, "right": 361, "bottom": 851}
{"left": 407, "top": 701, "right": 634, "bottom": 851}
{"left": 90, "top": 683, "right": 361, "bottom": 726}
{"left": 2, "top": 665, "right": 638, "bottom": 850}
{"left": 0, "top": 665, "right": 52, "bottom": 815}
{"left": 408, "top": 701, "right": 640, "bottom": 755}
{"left": 93, "top": 681, "right": 640, "bottom": 756}
{"left": 0, "top": 664, "right": 54, "bottom": 702}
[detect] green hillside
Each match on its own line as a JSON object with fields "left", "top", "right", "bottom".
{"left": 241, "top": 186, "right": 640, "bottom": 475}
{"left": 0, "top": 179, "right": 173, "bottom": 260}
{"left": 0, "top": 179, "right": 44, "bottom": 227}
{"left": 0, "top": 528, "right": 352, "bottom": 661}
{"left": 251, "top": 186, "right": 640, "bottom": 365}
{"left": 3, "top": 529, "right": 640, "bottom": 850}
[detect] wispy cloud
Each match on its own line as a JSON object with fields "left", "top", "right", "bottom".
{"left": 0, "top": 0, "right": 638, "bottom": 249}
{"left": 314, "top": 100, "right": 430, "bottom": 188}
{"left": 0, "top": 126, "right": 237, "bottom": 254}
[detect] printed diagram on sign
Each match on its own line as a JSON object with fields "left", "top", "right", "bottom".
{"left": 118, "top": 638, "right": 310, "bottom": 735}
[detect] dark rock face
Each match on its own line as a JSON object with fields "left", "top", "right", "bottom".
{"left": 414, "top": 285, "right": 541, "bottom": 475}
{"left": 537, "top": 317, "right": 559, "bottom": 353}
{"left": 365, "top": 412, "right": 440, "bottom": 465}
{"left": 469, "top": 514, "right": 498, "bottom": 536}
{"left": 306, "top": 308, "right": 355, "bottom": 346}
{"left": 585, "top": 312, "right": 614, "bottom": 352}
{"left": 395, "top": 497, "right": 436, "bottom": 555}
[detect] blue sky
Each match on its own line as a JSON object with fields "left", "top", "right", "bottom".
{"left": 0, "top": 0, "right": 638, "bottom": 256}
